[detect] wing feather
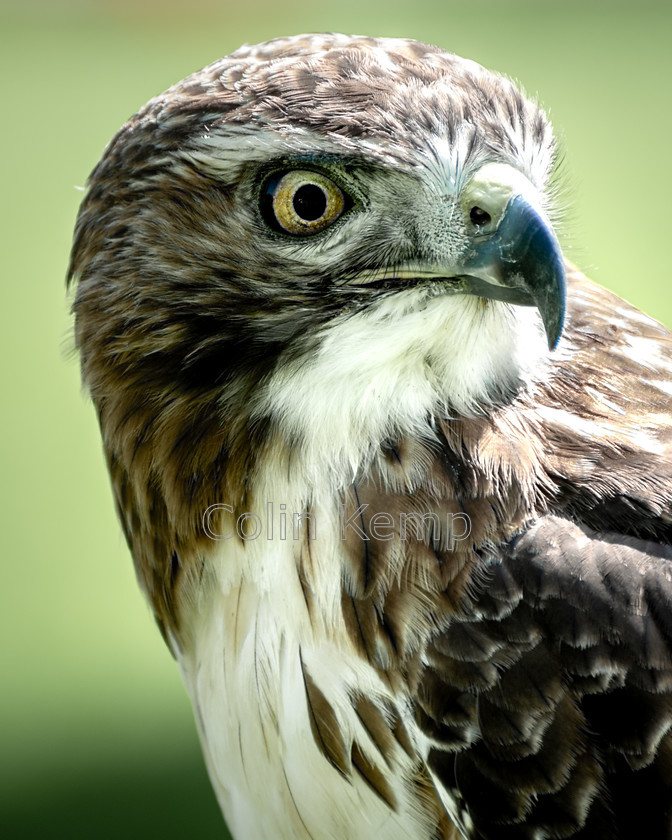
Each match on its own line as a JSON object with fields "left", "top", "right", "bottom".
{"left": 419, "top": 519, "right": 672, "bottom": 837}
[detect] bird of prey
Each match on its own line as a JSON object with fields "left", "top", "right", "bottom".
{"left": 68, "top": 33, "right": 672, "bottom": 839}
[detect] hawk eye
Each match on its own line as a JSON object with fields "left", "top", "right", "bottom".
{"left": 262, "top": 170, "right": 347, "bottom": 235}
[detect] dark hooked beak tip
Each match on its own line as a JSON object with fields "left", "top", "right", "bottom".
{"left": 461, "top": 195, "right": 567, "bottom": 351}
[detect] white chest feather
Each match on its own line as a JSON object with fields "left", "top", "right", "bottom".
{"left": 176, "top": 294, "right": 540, "bottom": 838}
{"left": 177, "top": 505, "right": 441, "bottom": 840}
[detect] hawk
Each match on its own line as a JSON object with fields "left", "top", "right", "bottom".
{"left": 68, "top": 34, "right": 672, "bottom": 839}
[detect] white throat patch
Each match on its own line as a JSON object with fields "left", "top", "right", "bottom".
{"left": 257, "top": 289, "right": 548, "bottom": 488}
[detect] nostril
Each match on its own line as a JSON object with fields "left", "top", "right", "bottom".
{"left": 469, "top": 206, "right": 492, "bottom": 227}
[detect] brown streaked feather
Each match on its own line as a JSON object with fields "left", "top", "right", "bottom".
{"left": 299, "top": 655, "right": 350, "bottom": 778}
{"left": 352, "top": 692, "right": 414, "bottom": 768}
{"left": 351, "top": 740, "right": 399, "bottom": 811}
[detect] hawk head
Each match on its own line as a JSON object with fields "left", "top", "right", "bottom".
{"left": 68, "top": 32, "right": 564, "bottom": 640}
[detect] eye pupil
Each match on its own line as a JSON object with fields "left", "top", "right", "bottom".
{"left": 292, "top": 184, "right": 327, "bottom": 222}
{"left": 470, "top": 206, "right": 491, "bottom": 226}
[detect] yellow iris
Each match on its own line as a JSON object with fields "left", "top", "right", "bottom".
{"left": 270, "top": 170, "right": 346, "bottom": 235}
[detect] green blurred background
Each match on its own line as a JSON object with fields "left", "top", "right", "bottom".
{"left": 2, "top": 0, "right": 671, "bottom": 836}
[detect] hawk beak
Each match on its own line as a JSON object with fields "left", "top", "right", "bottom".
{"left": 460, "top": 193, "right": 566, "bottom": 351}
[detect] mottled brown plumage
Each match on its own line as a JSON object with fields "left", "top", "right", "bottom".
{"left": 69, "top": 33, "right": 672, "bottom": 839}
